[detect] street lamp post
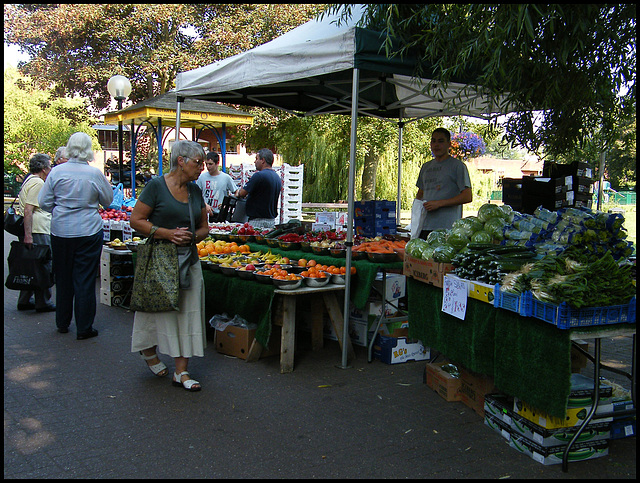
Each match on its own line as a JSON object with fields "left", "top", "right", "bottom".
{"left": 107, "top": 75, "right": 132, "bottom": 187}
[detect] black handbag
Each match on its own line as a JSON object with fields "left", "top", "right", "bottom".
{"left": 4, "top": 199, "right": 25, "bottom": 237}
{"left": 5, "top": 241, "right": 54, "bottom": 290}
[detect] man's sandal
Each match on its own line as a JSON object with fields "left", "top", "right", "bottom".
{"left": 172, "top": 371, "right": 201, "bottom": 392}
{"left": 139, "top": 351, "right": 168, "bottom": 377}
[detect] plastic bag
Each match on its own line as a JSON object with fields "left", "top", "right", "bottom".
{"left": 5, "top": 241, "right": 54, "bottom": 290}
{"left": 108, "top": 183, "right": 124, "bottom": 210}
{"left": 410, "top": 199, "right": 427, "bottom": 239}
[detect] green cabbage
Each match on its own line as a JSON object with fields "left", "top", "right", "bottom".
{"left": 471, "top": 230, "right": 492, "bottom": 244}
{"left": 432, "top": 244, "right": 457, "bottom": 263}
{"left": 446, "top": 230, "right": 470, "bottom": 250}
{"left": 420, "top": 245, "right": 435, "bottom": 260}
{"left": 477, "top": 203, "right": 504, "bottom": 223}
{"left": 484, "top": 217, "right": 506, "bottom": 240}
{"left": 426, "top": 229, "right": 448, "bottom": 246}
{"left": 406, "top": 238, "right": 429, "bottom": 258}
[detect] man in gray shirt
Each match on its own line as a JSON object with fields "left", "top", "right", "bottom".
{"left": 415, "top": 128, "right": 472, "bottom": 238}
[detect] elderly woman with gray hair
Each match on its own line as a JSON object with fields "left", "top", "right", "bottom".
{"left": 16, "top": 153, "right": 55, "bottom": 312}
{"left": 53, "top": 146, "right": 68, "bottom": 167}
{"left": 129, "top": 140, "right": 209, "bottom": 392}
{"left": 39, "top": 132, "right": 114, "bottom": 339}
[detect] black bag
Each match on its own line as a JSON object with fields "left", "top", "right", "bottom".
{"left": 4, "top": 200, "right": 24, "bottom": 237}
{"left": 5, "top": 241, "right": 54, "bottom": 291}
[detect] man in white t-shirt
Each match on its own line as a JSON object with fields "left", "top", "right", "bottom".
{"left": 195, "top": 152, "right": 237, "bottom": 221}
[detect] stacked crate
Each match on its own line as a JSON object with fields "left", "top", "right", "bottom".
{"left": 354, "top": 200, "right": 396, "bottom": 237}
{"left": 226, "top": 163, "right": 304, "bottom": 224}
{"left": 280, "top": 164, "right": 303, "bottom": 223}
{"left": 99, "top": 247, "right": 134, "bottom": 307}
{"left": 520, "top": 161, "right": 594, "bottom": 215}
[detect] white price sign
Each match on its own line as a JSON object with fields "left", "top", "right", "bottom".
{"left": 442, "top": 275, "right": 468, "bottom": 320}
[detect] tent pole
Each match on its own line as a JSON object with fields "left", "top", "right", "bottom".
{"left": 397, "top": 116, "right": 404, "bottom": 227}
{"left": 596, "top": 150, "right": 606, "bottom": 210}
{"left": 175, "top": 96, "right": 184, "bottom": 142}
{"left": 339, "top": 67, "right": 360, "bottom": 370}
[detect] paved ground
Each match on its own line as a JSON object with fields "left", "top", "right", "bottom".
{"left": 4, "top": 231, "right": 636, "bottom": 479}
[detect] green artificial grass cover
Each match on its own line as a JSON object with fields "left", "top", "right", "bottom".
{"left": 407, "top": 278, "right": 573, "bottom": 418}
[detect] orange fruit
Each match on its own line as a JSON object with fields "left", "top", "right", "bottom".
{"left": 301, "top": 271, "right": 309, "bottom": 277}
{"left": 351, "top": 266, "right": 357, "bottom": 274}
{"left": 198, "top": 248, "right": 208, "bottom": 257}
{"left": 307, "top": 259, "right": 317, "bottom": 267}
{"left": 298, "top": 259, "right": 307, "bottom": 267}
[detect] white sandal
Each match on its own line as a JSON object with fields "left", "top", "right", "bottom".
{"left": 172, "top": 371, "right": 201, "bottom": 392}
{"left": 139, "top": 351, "right": 168, "bottom": 377}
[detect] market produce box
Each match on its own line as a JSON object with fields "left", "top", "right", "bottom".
{"left": 372, "top": 272, "right": 406, "bottom": 301}
{"left": 403, "top": 255, "right": 454, "bottom": 288}
{"left": 372, "top": 334, "right": 429, "bottom": 365}
{"left": 513, "top": 380, "right": 614, "bottom": 429}
{"left": 484, "top": 412, "right": 610, "bottom": 465}
{"left": 457, "top": 365, "right": 497, "bottom": 417}
{"left": 348, "top": 318, "right": 408, "bottom": 347}
{"left": 214, "top": 324, "right": 280, "bottom": 360}
{"left": 445, "top": 274, "right": 495, "bottom": 304}
{"left": 543, "top": 160, "right": 593, "bottom": 179}
{"left": 425, "top": 361, "right": 463, "bottom": 402}
{"left": 354, "top": 217, "right": 396, "bottom": 237}
{"left": 547, "top": 176, "right": 594, "bottom": 194}
{"left": 354, "top": 200, "right": 396, "bottom": 218}
{"left": 485, "top": 393, "right": 610, "bottom": 447}
{"left": 570, "top": 340, "right": 589, "bottom": 373}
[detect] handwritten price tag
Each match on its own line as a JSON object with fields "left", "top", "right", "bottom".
{"left": 442, "top": 275, "right": 468, "bottom": 320}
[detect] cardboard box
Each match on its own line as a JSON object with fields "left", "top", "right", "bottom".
{"left": 214, "top": 325, "right": 280, "bottom": 360}
{"left": 372, "top": 272, "right": 407, "bottom": 301}
{"left": 348, "top": 318, "right": 408, "bottom": 347}
{"left": 403, "top": 255, "right": 454, "bottom": 288}
{"left": 425, "top": 362, "right": 463, "bottom": 402}
{"left": 354, "top": 217, "right": 396, "bottom": 237}
{"left": 373, "top": 335, "right": 430, "bottom": 365}
{"left": 457, "top": 366, "right": 496, "bottom": 417}
{"left": 354, "top": 200, "right": 396, "bottom": 218}
{"left": 315, "top": 211, "right": 337, "bottom": 227}
{"left": 570, "top": 340, "right": 589, "bottom": 373}
{"left": 485, "top": 393, "right": 610, "bottom": 447}
{"left": 445, "top": 274, "right": 495, "bottom": 304}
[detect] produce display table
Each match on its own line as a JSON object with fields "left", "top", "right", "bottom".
{"left": 407, "top": 279, "right": 636, "bottom": 419}
{"left": 246, "top": 284, "right": 353, "bottom": 373}
{"left": 202, "top": 243, "right": 403, "bottom": 370}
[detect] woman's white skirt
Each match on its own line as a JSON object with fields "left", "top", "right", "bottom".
{"left": 131, "top": 261, "right": 206, "bottom": 358}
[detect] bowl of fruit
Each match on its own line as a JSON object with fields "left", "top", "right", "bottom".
{"left": 271, "top": 274, "right": 303, "bottom": 290}
{"left": 235, "top": 263, "right": 258, "bottom": 280}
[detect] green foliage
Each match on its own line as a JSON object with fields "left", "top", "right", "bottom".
{"left": 337, "top": 4, "right": 636, "bottom": 159}
{"left": 4, "top": 67, "right": 99, "bottom": 172}
{"left": 4, "top": 4, "right": 325, "bottom": 112}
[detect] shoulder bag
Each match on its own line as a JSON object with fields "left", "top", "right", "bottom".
{"left": 129, "top": 225, "right": 180, "bottom": 312}
{"left": 3, "top": 175, "right": 32, "bottom": 237}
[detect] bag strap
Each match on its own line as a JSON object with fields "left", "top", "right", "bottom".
{"left": 9, "top": 174, "right": 33, "bottom": 209}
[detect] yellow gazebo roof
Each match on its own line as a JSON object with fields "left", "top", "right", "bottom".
{"left": 103, "top": 91, "right": 253, "bottom": 128}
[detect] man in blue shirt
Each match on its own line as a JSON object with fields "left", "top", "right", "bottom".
{"left": 235, "top": 148, "right": 282, "bottom": 229}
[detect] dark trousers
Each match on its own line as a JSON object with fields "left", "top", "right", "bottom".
{"left": 51, "top": 231, "right": 103, "bottom": 334}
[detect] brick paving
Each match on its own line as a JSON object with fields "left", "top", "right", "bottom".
{"left": 4, "top": 231, "right": 636, "bottom": 479}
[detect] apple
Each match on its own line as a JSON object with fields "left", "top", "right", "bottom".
{"left": 245, "top": 263, "right": 256, "bottom": 271}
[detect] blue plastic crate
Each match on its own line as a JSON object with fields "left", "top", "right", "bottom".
{"left": 493, "top": 284, "right": 529, "bottom": 316}
{"left": 527, "top": 294, "right": 636, "bottom": 329}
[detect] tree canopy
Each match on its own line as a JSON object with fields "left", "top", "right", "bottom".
{"left": 4, "top": 4, "right": 325, "bottom": 113}
{"left": 332, "top": 4, "right": 636, "bottom": 159}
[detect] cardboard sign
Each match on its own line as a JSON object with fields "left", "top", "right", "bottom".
{"left": 442, "top": 275, "right": 468, "bottom": 320}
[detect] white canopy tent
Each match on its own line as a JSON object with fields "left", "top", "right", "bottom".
{"left": 175, "top": 5, "right": 516, "bottom": 368}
